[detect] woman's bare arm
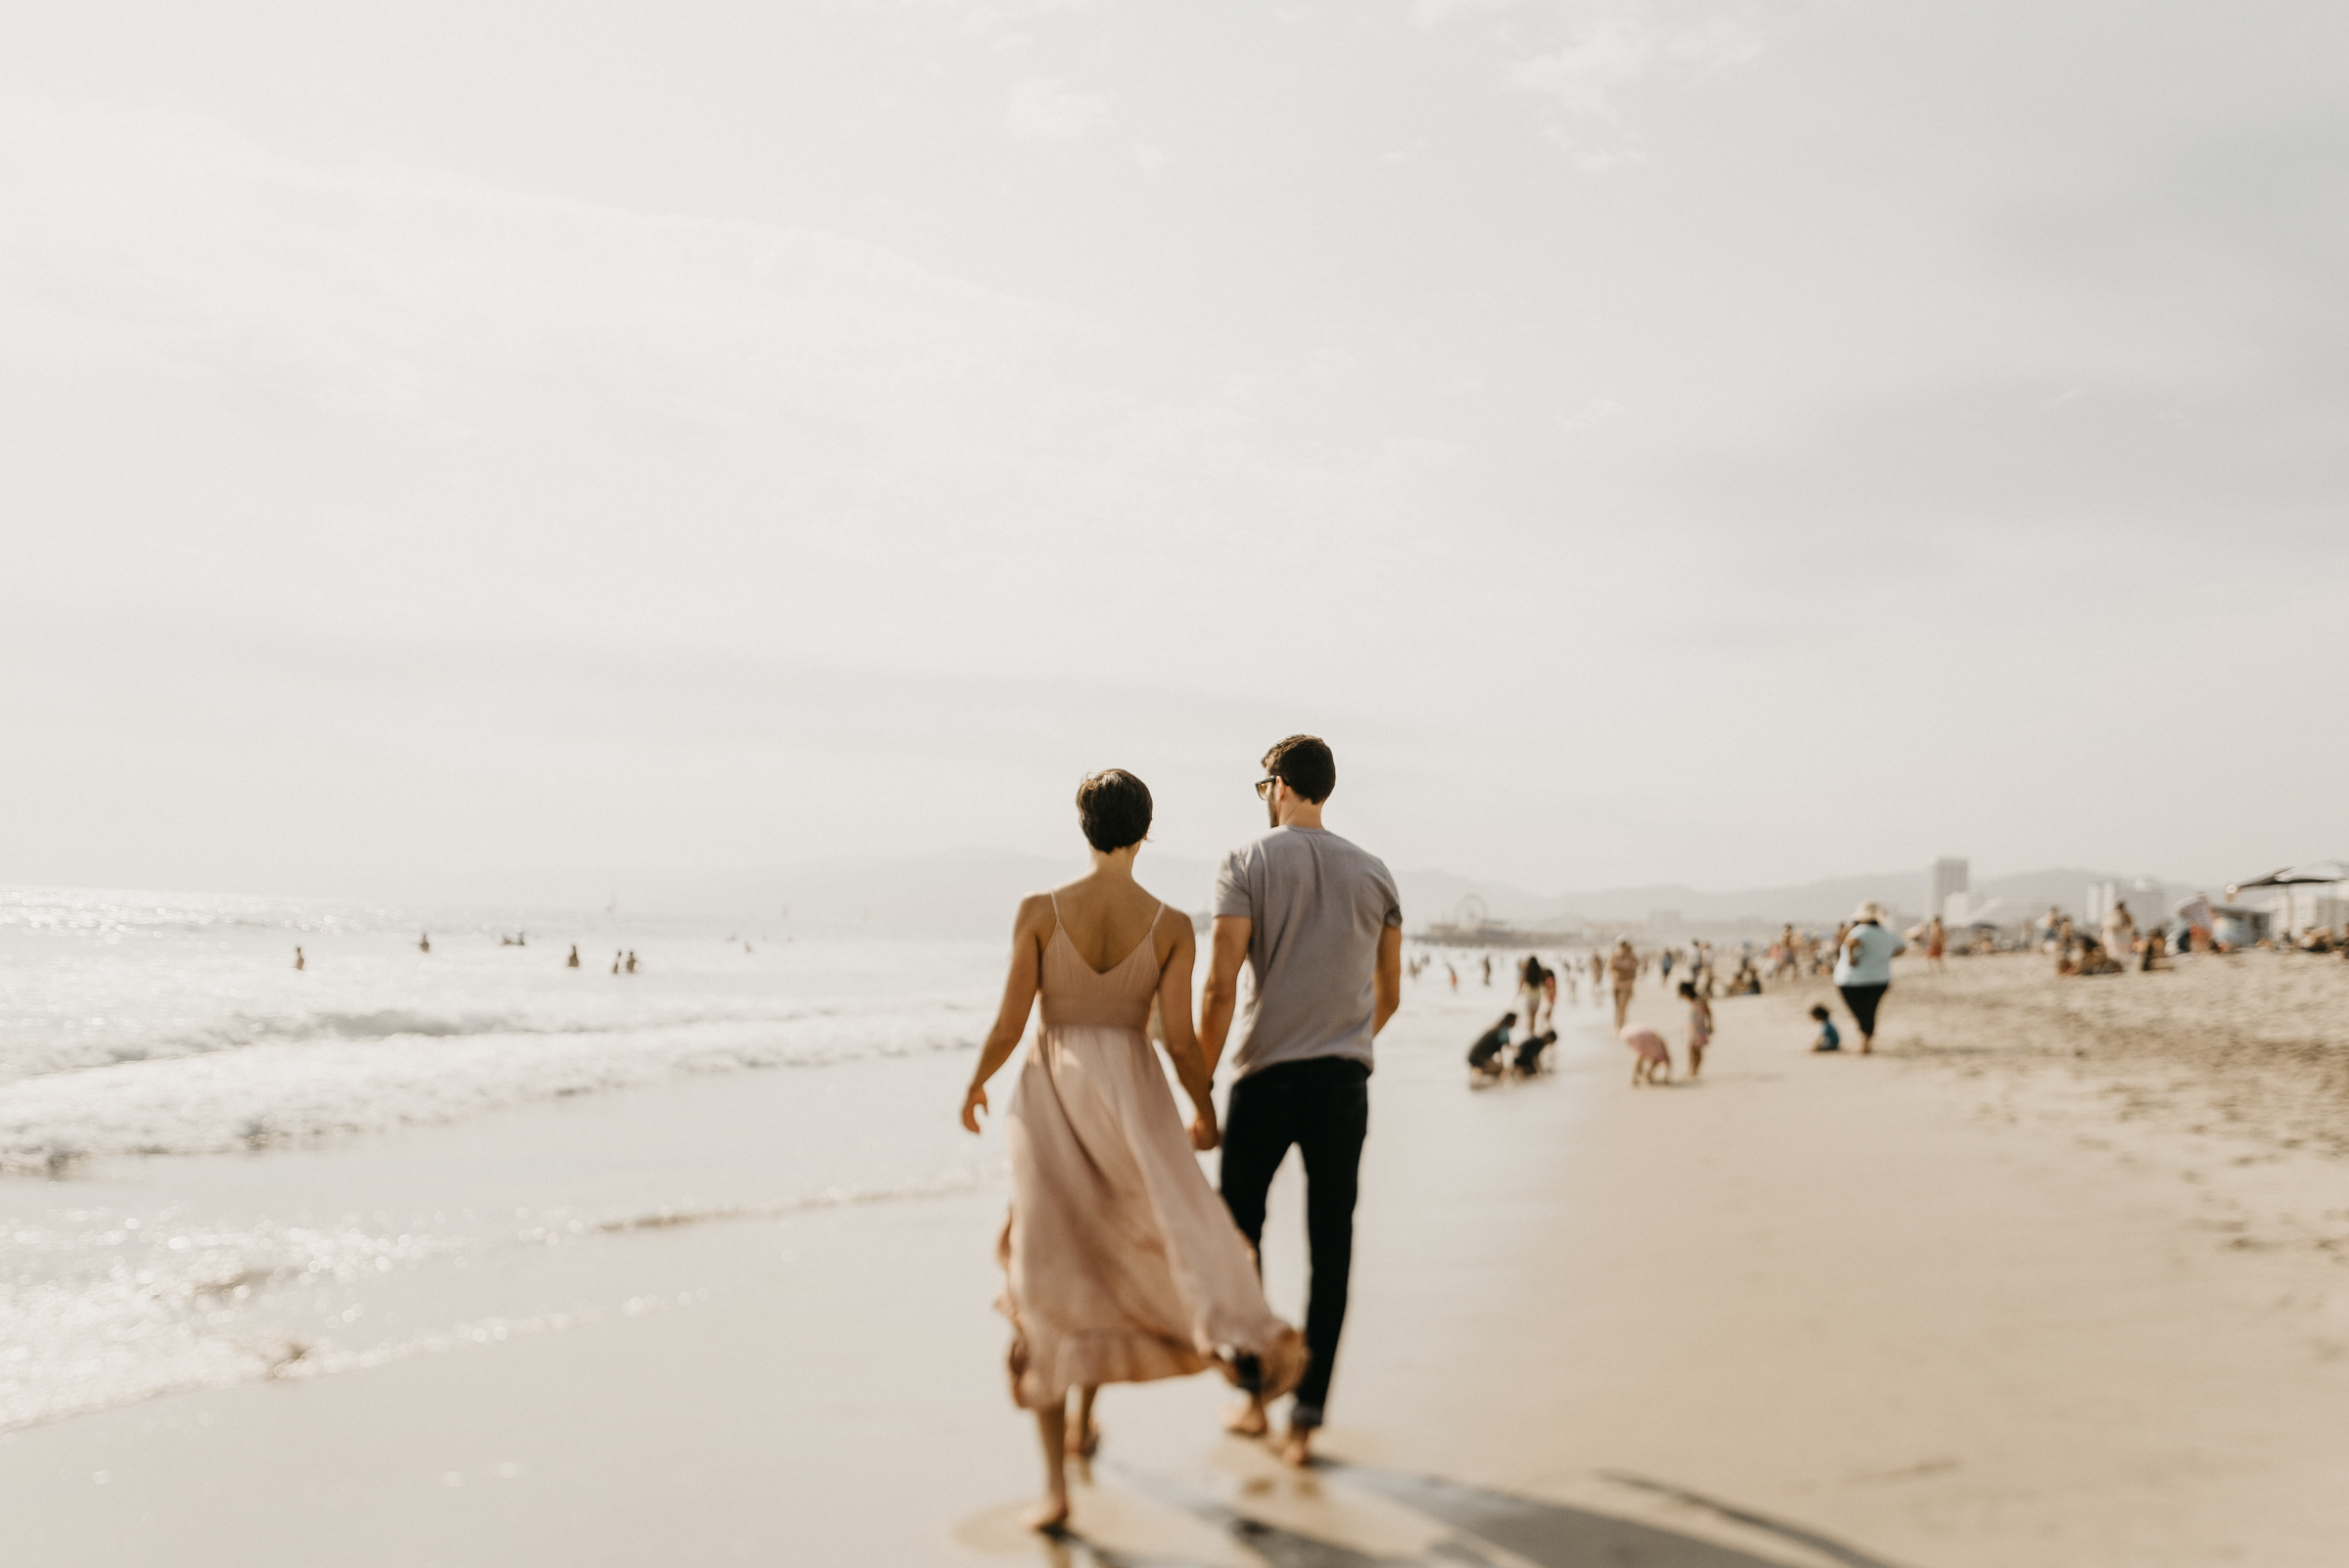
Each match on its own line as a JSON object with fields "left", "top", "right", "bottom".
{"left": 1152, "top": 921, "right": 1219, "bottom": 1150}
{"left": 961, "top": 895, "right": 1051, "bottom": 1133}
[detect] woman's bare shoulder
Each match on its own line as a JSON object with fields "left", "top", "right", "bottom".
{"left": 1142, "top": 894, "right": 1194, "bottom": 949}
{"left": 1011, "top": 892, "right": 1058, "bottom": 934}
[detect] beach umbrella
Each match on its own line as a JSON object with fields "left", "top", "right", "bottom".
{"left": 2228, "top": 860, "right": 2349, "bottom": 895}
{"left": 2226, "top": 861, "right": 2349, "bottom": 936}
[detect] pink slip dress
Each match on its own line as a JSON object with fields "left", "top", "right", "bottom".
{"left": 995, "top": 896, "right": 1295, "bottom": 1409}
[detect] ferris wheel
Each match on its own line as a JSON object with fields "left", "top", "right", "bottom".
{"left": 1454, "top": 894, "right": 1490, "bottom": 930}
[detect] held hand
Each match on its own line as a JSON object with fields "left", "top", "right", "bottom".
{"left": 960, "top": 1082, "right": 990, "bottom": 1134}
{"left": 1188, "top": 1108, "right": 1220, "bottom": 1152}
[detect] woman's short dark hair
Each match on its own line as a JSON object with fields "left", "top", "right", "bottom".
{"left": 1262, "top": 734, "right": 1335, "bottom": 804}
{"left": 1076, "top": 769, "right": 1153, "bottom": 853}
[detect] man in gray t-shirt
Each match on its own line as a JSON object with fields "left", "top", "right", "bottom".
{"left": 1215, "top": 826, "right": 1402, "bottom": 1076}
{"left": 1201, "top": 734, "right": 1403, "bottom": 1466}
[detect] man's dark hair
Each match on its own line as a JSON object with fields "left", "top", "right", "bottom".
{"left": 1261, "top": 734, "right": 1335, "bottom": 804}
{"left": 1076, "top": 768, "right": 1153, "bottom": 853}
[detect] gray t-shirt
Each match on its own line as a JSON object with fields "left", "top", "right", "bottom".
{"left": 1213, "top": 826, "right": 1403, "bottom": 1078}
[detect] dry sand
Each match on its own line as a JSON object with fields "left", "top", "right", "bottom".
{"left": 3, "top": 953, "right": 2345, "bottom": 1565}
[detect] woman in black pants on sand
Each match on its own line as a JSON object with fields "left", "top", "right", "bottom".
{"left": 1831, "top": 901, "right": 1903, "bottom": 1053}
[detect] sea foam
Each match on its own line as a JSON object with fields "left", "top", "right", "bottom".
{"left": 0, "top": 887, "right": 1002, "bottom": 1169}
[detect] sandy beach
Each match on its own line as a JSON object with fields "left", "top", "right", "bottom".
{"left": 4, "top": 951, "right": 2346, "bottom": 1566}
{"left": 16, "top": 0, "right": 2346, "bottom": 1558}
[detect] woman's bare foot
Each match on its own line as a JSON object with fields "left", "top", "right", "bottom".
{"left": 1223, "top": 1397, "right": 1270, "bottom": 1437}
{"left": 1022, "top": 1495, "right": 1071, "bottom": 1533}
{"left": 1074, "top": 1418, "right": 1101, "bottom": 1459}
{"left": 1279, "top": 1426, "right": 1315, "bottom": 1468}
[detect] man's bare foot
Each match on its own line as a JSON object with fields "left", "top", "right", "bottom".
{"left": 1021, "top": 1495, "right": 1071, "bottom": 1533}
{"left": 1278, "top": 1427, "right": 1315, "bottom": 1468}
{"left": 1223, "top": 1398, "right": 1269, "bottom": 1438}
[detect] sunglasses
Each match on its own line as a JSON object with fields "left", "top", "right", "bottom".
{"left": 1254, "top": 777, "right": 1279, "bottom": 800}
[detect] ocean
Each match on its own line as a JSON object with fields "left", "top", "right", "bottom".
{"left": 0, "top": 886, "right": 1009, "bottom": 1432}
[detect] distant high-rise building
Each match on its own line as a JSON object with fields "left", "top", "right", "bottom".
{"left": 2091, "top": 878, "right": 2168, "bottom": 926}
{"left": 1927, "top": 857, "right": 1969, "bottom": 924}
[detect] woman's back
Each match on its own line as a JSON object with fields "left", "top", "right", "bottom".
{"left": 1050, "top": 880, "right": 1170, "bottom": 973}
{"left": 1038, "top": 881, "right": 1170, "bottom": 1032}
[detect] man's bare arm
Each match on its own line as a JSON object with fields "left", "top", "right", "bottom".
{"left": 1198, "top": 915, "right": 1253, "bottom": 1079}
{"left": 1371, "top": 924, "right": 1403, "bottom": 1037}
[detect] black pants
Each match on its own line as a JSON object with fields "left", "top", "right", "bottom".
{"left": 1219, "top": 1055, "right": 1369, "bottom": 1429}
{"left": 1839, "top": 982, "right": 1888, "bottom": 1038}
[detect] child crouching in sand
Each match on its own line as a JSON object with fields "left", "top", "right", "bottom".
{"left": 1621, "top": 1024, "right": 1672, "bottom": 1085}
{"left": 1810, "top": 1003, "right": 1841, "bottom": 1053}
{"left": 1466, "top": 1012, "right": 1517, "bottom": 1083}
{"left": 1680, "top": 980, "right": 1712, "bottom": 1078}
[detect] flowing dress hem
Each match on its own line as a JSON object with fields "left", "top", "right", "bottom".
{"left": 999, "top": 1301, "right": 1218, "bottom": 1409}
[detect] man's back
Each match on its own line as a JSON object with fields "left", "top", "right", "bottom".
{"left": 1214, "top": 826, "right": 1402, "bottom": 1078}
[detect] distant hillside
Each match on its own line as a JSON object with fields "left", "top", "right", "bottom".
{"left": 1401, "top": 866, "right": 2183, "bottom": 931}
{"left": 411, "top": 854, "right": 2188, "bottom": 938}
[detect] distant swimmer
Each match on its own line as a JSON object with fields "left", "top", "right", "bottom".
{"left": 566, "top": 945, "right": 580, "bottom": 969}
{"left": 294, "top": 945, "right": 306, "bottom": 971}
{"left": 624, "top": 949, "right": 639, "bottom": 974}
{"left": 419, "top": 932, "right": 431, "bottom": 953}
{"left": 612, "top": 950, "right": 622, "bottom": 975}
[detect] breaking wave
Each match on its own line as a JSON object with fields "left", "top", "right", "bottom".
{"left": 0, "top": 1010, "right": 980, "bottom": 1174}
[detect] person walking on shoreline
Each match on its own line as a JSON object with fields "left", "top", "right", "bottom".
{"left": 962, "top": 769, "right": 1305, "bottom": 1531}
{"left": 1834, "top": 902, "right": 1903, "bottom": 1054}
{"left": 1607, "top": 938, "right": 1639, "bottom": 1030}
{"left": 1202, "top": 735, "right": 1404, "bottom": 1468}
{"left": 1515, "top": 954, "right": 1545, "bottom": 1040}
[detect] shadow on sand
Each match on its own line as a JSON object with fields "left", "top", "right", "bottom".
{"left": 1024, "top": 1461, "right": 1909, "bottom": 1568}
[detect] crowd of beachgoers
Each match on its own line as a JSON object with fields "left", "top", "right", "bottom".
{"left": 1419, "top": 886, "right": 2349, "bottom": 1094}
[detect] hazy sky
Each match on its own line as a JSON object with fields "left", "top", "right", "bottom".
{"left": 4, "top": 1, "right": 2344, "bottom": 898}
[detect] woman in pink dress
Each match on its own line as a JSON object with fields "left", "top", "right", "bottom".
{"left": 961, "top": 769, "right": 1306, "bottom": 1531}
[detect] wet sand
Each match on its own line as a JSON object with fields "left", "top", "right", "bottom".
{"left": 4, "top": 958, "right": 2347, "bottom": 1565}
